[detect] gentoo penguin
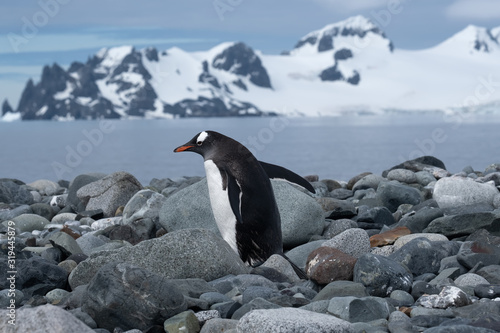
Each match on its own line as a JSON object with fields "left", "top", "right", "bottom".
{"left": 174, "top": 130, "right": 315, "bottom": 278}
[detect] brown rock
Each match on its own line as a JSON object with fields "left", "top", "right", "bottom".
{"left": 306, "top": 246, "right": 357, "bottom": 285}
{"left": 370, "top": 226, "right": 411, "bottom": 247}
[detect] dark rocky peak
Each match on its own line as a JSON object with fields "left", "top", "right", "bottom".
{"left": 40, "top": 63, "right": 73, "bottom": 91}
{"left": 144, "top": 47, "right": 159, "bottom": 62}
{"left": 68, "top": 61, "right": 85, "bottom": 73}
{"left": 334, "top": 48, "right": 353, "bottom": 61}
{"left": 111, "top": 48, "right": 152, "bottom": 81}
{"left": 212, "top": 42, "right": 272, "bottom": 89}
{"left": 2, "top": 99, "right": 13, "bottom": 115}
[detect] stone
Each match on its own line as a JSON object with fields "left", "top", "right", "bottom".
{"left": 0, "top": 304, "right": 95, "bottom": 333}
{"left": 383, "top": 156, "right": 447, "bottom": 176}
{"left": 75, "top": 234, "right": 107, "bottom": 256}
{"left": 10, "top": 256, "right": 67, "bottom": 298}
{"left": 430, "top": 267, "right": 462, "bottom": 285}
{"left": 398, "top": 207, "right": 444, "bottom": 233}
{"left": 67, "top": 308, "right": 97, "bottom": 329}
{"left": 327, "top": 296, "right": 392, "bottom": 323}
{"left": 324, "top": 199, "right": 357, "bottom": 220}
{"left": 322, "top": 219, "right": 357, "bottom": 239}
{"left": 49, "top": 231, "right": 83, "bottom": 256}
{"left": 237, "top": 307, "right": 353, "bottom": 332}
{"left": 347, "top": 172, "right": 372, "bottom": 190}
{"left": 417, "top": 286, "right": 471, "bottom": 309}
{"left": 283, "top": 240, "right": 325, "bottom": 271}
{"left": 313, "top": 281, "right": 368, "bottom": 301}
{"left": 163, "top": 310, "right": 200, "bottom": 333}
{"left": 411, "top": 280, "right": 441, "bottom": 300}
{"left": 424, "top": 325, "right": 499, "bottom": 332}
{"left": 306, "top": 247, "right": 357, "bottom": 284}
{"left": 231, "top": 297, "right": 281, "bottom": 320}
{"left": 0, "top": 288, "right": 23, "bottom": 308}
{"left": 45, "top": 288, "right": 70, "bottom": 304}
{"left": 241, "top": 286, "right": 278, "bottom": 304}
{"left": 387, "top": 310, "right": 414, "bottom": 333}
{"left": 377, "top": 181, "right": 422, "bottom": 213}
{"left": 30, "top": 203, "right": 55, "bottom": 221}
{"left": 322, "top": 228, "right": 370, "bottom": 258}
{"left": 0, "top": 179, "right": 34, "bottom": 205}
{"left": 58, "top": 259, "right": 78, "bottom": 274}
{"left": 393, "top": 233, "right": 449, "bottom": 251}
{"left": 200, "top": 318, "right": 237, "bottom": 333}
{"left": 330, "top": 188, "right": 354, "bottom": 200}
{"left": 354, "top": 253, "right": 413, "bottom": 297}
{"left": 169, "top": 278, "right": 218, "bottom": 298}
{"left": 69, "top": 229, "right": 249, "bottom": 289}
{"left": 77, "top": 171, "right": 142, "bottom": 217}
{"left": 370, "top": 226, "right": 411, "bottom": 247}
{"left": 67, "top": 173, "right": 105, "bottom": 211}
{"left": 82, "top": 262, "right": 188, "bottom": 331}
{"left": 159, "top": 179, "right": 324, "bottom": 248}
{"left": 200, "top": 292, "right": 232, "bottom": 306}
{"left": 451, "top": 301, "right": 500, "bottom": 321}
{"left": 8, "top": 214, "right": 50, "bottom": 232}
{"left": 122, "top": 189, "right": 167, "bottom": 225}
{"left": 387, "top": 169, "right": 418, "bottom": 183}
{"left": 261, "top": 254, "right": 300, "bottom": 282}
{"left": 477, "top": 265, "right": 500, "bottom": 284}
{"left": 28, "top": 179, "right": 61, "bottom": 196}
{"left": 389, "top": 238, "right": 460, "bottom": 276}
{"left": 415, "top": 171, "right": 437, "bottom": 186}
{"left": 466, "top": 229, "right": 500, "bottom": 246}
{"left": 51, "top": 213, "right": 78, "bottom": 224}
{"left": 474, "top": 284, "right": 500, "bottom": 299}
{"left": 457, "top": 241, "right": 500, "bottom": 269}
{"left": 209, "top": 274, "right": 277, "bottom": 295}
{"left": 356, "top": 206, "right": 396, "bottom": 226}
{"left": 433, "top": 177, "right": 499, "bottom": 209}
{"left": 352, "top": 174, "right": 386, "bottom": 192}
{"left": 389, "top": 290, "right": 415, "bottom": 307}
{"left": 455, "top": 273, "right": 490, "bottom": 287}
{"left": 0, "top": 204, "right": 32, "bottom": 221}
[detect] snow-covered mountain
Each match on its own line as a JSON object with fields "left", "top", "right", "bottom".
{"left": 4, "top": 16, "right": 500, "bottom": 120}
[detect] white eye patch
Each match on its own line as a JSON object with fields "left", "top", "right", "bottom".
{"left": 197, "top": 131, "right": 208, "bottom": 144}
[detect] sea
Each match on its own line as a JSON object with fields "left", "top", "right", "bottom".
{"left": 1, "top": 114, "right": 500, "bottom": 185}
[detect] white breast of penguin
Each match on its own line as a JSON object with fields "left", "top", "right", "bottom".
{"left": 204, "top": 159, "right": 239, "bottom": 254}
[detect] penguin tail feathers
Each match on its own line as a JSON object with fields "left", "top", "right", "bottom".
{"left": 281, "top": 254, "right": 308, "bottom": 280}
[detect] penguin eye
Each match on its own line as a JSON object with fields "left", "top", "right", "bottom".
{"left": 197, "top": 141, "right": 202, "bottom": 146}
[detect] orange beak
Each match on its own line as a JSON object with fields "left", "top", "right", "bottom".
{"left": 173, "top": 145, "right": 194, "bottom": 152}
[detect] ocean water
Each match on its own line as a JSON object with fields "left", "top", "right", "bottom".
{"left": 1, "top": 114, "right": 500, "bottom": 185}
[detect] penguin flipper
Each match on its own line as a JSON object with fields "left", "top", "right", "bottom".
{"left": 259, "top": 161, "right": 315, "bottom": 193}
{"left": 225, "top": 171, "right": 243, "bottom": 224}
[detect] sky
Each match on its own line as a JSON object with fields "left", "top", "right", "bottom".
{"left": 1, "top": 0, "right": 500, "bottom": 108}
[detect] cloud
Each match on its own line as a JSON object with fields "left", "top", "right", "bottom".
{"left": 2, "top": 31, "right": 217, "bottom": 54}
{"left": 446, "top": 0, "right": 500, "bottom": 20}
{"left": 311, "top": 0, "right": 388, "bottom": 13}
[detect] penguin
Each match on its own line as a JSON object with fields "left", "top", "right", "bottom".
{"left": 174, "top": 130, "right": 315, "bottom": 278}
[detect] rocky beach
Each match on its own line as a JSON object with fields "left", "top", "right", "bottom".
{"left": 1, "top": 155, "right": 500, "bottom": 333}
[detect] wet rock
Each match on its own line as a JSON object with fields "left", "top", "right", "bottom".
{"left": 398, "top": 207, "right": 444, "bottom": 233}
{"left": 474, "top": 284, "right": 500, "bottom": 299}
{"left": 476, "top": 265, "right": 500, "bottom": 284}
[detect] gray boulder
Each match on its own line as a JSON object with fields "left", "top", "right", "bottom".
{"left": 0, "top": 179, "right": 33, "bottom": 205}
{"left": 28, "top": 179, "right": 61, "bottom": 196}
{"left": 322, "top": 228, "right": 370, "bottom": 258}
{"left": 377, "top": 181, "right": 422, "bottom": 212}
{"left": 237, "top": 308, "right": 352, "bottom": 333}
{"left": 424, "top": 212, "right": 500, "bottom": 238}
{"left": 77, "top": 171, "right": 142, "bottom": 217}
{"left": 0, "top": 304, "right": 94, "bottom": 333}
{"left": 7, "top": 213, "right": 50, "bottom": 232}
{"left": 122, "top": 189, "right": 168, "bottom": 225}
{"left": 82, "top": 262, "right": 187, "bottom": 331}
{"left": 158, "top": 178, "right": 324, "bottom": 248}
{"left": 433, "top": 177, "right": 499, "bottom": 209}
{"left": 68, "top": 228, "right": 249, "bottom": 288}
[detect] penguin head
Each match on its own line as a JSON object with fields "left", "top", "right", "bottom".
{"left": 174, "top": 130, "right": 218, "bottom": 158}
